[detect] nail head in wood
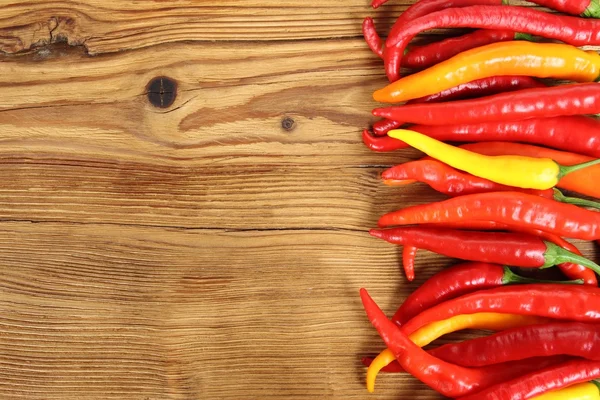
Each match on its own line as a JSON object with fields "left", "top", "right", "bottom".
{"left": 147, "top": 76, "right": 177, "bottom": 108}
{"left": 281, "top": 117, "right": 296, "bottom": 131}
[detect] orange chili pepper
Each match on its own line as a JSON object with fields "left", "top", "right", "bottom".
{"left": 373, "top": 41, "right": 600, "bottom": 103}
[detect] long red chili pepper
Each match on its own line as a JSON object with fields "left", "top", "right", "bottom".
{"left": 377, "top": 191, "right": 600, "bottom": 241}
{"left": 400, "top": 283, "right": 600, "bottom": 335}
{"left": 407, "top": 75, "right": 545, "bottom": 104}
{"left": 429, "top": 321, "right": 600, "bottom": 367}
{"left": 369, "top": 227, "right": 600, "bottom": 274}
{"left": 408, "top": 220, "right": 597, "bottom": 286}
{"left": 374, "top": 0, "right": 599, "bottom": 14}
{"left": 457, "top": 359, "right": 600, "bottom": 400}
{"left": 372, "top": 83, "right": 600, "bottom": 132}
{"left": 401, "top": 30, "right": 529, "bottom": 70}
{"left": 364, "top": 322, "right": 599, "bottom": 373}
{"left": 360, "top": 287, "right": 596, "bottom": 397}
{"left": 391, "top": 262, "right": 579, "bottom": 326}
{"left": 362, "top": 355, "right": 569, "bottom": 374}
{"left": 382, "top": 159, "right": 600, "bottom": 211}
{"left": 367, "top": 116, "right": 600, "bottom": 157}
{"left": 384, "top": 6, "right": 600, "bottom": 81}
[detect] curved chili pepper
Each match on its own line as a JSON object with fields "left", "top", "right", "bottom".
{"left": 532, "top": 382, "right": 600, "bottom": 400}
{"left": 393, "top": 263, "right": 583, "bottom": 327}
{"left": 403, "top": 30, "right": 532, "bottom": 70}
{"left": 368, "top": 322, "right": 600, "bottom": 377}
{"left": 378, "top": 191, "right": 600, "bottom": 240}
{"left": 366, "top": 312, "right": 548, "bottom": 393}
{"left": 369, "top": 227, "right": 600, "bottom": 274}
{"left": 458, "top": 359, "right": 600, "bottom": 400}
{"left": 387, "top": 129, "right": 600, "bottom": 190}
{"left": 384, "top": 8, "right": 600, "bottom": 82}
{"left": 407, "top": 75, "right": 545, "bottom": 104}
{"left": 360, "top": 287, "right": 593, "bottom": 397}
{"left": 408, "top": 220, "right": 597, "bottom": 285}
{"left": 375, "top": 0, "right": 600, "bottom": 15}
{"left": 382, "top": 159, "right": 600, "bottom": 209}
{"left": 461, "top": 142, "right": 600, "bottom": 198}
{"left": 430, "top": 321, "right": 600, "bottom": 367}
{"left": 374, "top": 82, "right": 600, "bottom": 124}
{"left": 369, "top": 116, "right": 600, "bottom": 158}
{"left": 362, "top": 18, "right": 383, "bottom": 58}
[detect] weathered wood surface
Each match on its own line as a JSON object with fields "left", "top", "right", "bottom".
{"left": 0, "top": 1, "right": 595, "bottom": 399}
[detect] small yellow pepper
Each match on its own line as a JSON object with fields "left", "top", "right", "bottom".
{"left": 366, "top": 312, "right": 546, "bottom": 393}
{"left": 531, "top": 382, "right": 600, "bottom": 400}
{"left": 373, "top": 41, "right": 600, "bottom": 103}
{"left": 387, "top": 129, "right": 600, "bottom": 190}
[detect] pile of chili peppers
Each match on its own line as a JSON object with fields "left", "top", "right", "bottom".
{"left": 360, "top": 0, "right": 600, "bottom": 398}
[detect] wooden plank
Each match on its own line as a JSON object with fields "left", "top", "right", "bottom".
{"left": 0, "top": 221, "right": 458, "bottom": 400}
{"left": 0, "top": 0, "right": 538, "bottom": 55}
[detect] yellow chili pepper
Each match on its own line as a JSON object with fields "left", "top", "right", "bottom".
{"left": 387, "top": 129, "right": 600, "bottom": 190}
{"left": 366, "top": 312, "right": 546, "bottom": 393}
{"left": 531, "top": 382, "right": 600, "bottom": 400}
{"left": 373, "top": 41, "right": 600, "bottom": 103}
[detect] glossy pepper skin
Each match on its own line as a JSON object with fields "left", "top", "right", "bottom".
{"left": 398, "top": 284, "right": 600, "bottom": 336}
{"left": 407, "top": 75, "right": 545, "bottom": 104}
{"left": 377, "top": 191, "right": 600, "bottom": 240}
{"left": 461, "top": 142, "right": 600, "bottom": 198}
{"left": 457, "top": 359, "right": 600, "bottom": 400}
{"left": 369, "top": 227, "right": 600, "bottom": 274}
{"left": 388, "top": 129, "right": 600, "bottom": 190}
{"left": 374, "top": 82, "right": 600, "bottom": 122}
{"left": 366, "top": 312, "right": 548, "bottom": 393}
{"left": 382, "top": 159, "right": 600, "bottom": 210}
{"left": 392, "top": 263, "right": 583, "bottom": 326}
{"left": 360, "top": 288, "right": 581, "bottom": 397}
{"left": 531, "top": 382, "right": 600, "bottom": 400}
{"left": 370, "top": 322, "right": 600, "bottom": 376}
{"left": 384, "top": 8, "right": 600, "bottom": 82}
{"left": 429, "top": 322, "right": 600, "bottom": 367}
{"left": 368, "top": 116, "right": 600, "bottom": 158}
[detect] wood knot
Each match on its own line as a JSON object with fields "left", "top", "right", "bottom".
{"left": 281, "top": 117, "right": 296, "bottom": 131}
{"left": 147, "top": 76, "right": 177, "bottom": 108}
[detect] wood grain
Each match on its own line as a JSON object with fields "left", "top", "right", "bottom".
{"left": 0, "top": 0, "right": 538, "bottom": 55}
{"left": 0, "top": 0, "right": 596, "bottom": 399}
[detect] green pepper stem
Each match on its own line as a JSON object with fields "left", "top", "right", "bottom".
{"left": 502, "top": 266, "right": 583, "bottom": 285}
{"left": 558, "top": 158, "right": 600, "bottom": 179}
{"left": 583, "top": 0, "right": 600, "bottom": 18}
{"left": 543, "top": 241, "right": 600, "bottom": 274}
{"left": 592, "top": 380, "right": 600, "bottom": 391}
{"left": 514, "top": 33, "right": 536, "bottom": 41}
{"left": 553, "top": 188, "right": 600, "bottom": 210}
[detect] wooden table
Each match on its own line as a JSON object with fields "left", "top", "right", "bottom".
{"left": 0, "top": 1, "right": 594, "bottom": 399}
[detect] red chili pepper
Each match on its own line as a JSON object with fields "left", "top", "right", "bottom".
{"left": 372, "top": 83, "right": 600, "bottom": 132}
{"left": 378, "top": 191, "right": 600, "bottom": 241}
{"left": 374, "top": 0, "right": 598, "bottom": 14}
{"left": 369, "top": 227, "right": 600, "bottom": 274}
{"left": 403, "top": 30, "right": 533, "bottom": 70}
{"left": 401, "top": 246, "right": 418, "bottom": 282}
{"left": 407, "top": 75, "right": 545, "bottom": 104}
{"left": 408, "top": 220, "right": 597, "bottom": 286}
{"left": 391, "top": 262, "right": 579, "bottom": 326}
{"left": 382, "top": 160, "right": 600, "bottom": 211}
{"left": 384, "top": 6, "right": 600, "bottom": 81}
{"left": 399, "top": 283, "right": 600, "bottom": 335}
{"left": 457, "top": 359, "right": 600, "bottom": 400}
{"left": 429, "top": 321, "right": 600, "bottom": 367}
{"left": 378, "top": 116, "right": 600, "bottom": 158}
{"left": 360, "top": 287, "right": 599, "bottom": 397}
{"left": 362, "top": 18, "right": 383, "bottom": 58}
{"left": 361, "top": 355, "right": 569, "bottom": 374}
